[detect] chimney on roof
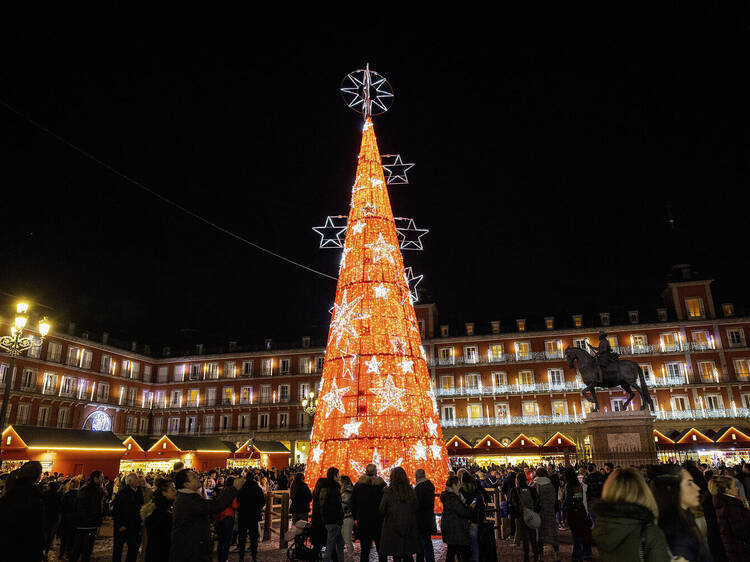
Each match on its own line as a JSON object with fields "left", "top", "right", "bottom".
{"left": 228, "top": 341, "right": 238, "bottom": 352}
{"left": 102, "top": 332, "right": 109, "bottom": 345}
{"left": 68, "top": 322, "right": 76, "bottom": 335}
{"left": 196, "top": 343, "right": 204, "bottom": 355}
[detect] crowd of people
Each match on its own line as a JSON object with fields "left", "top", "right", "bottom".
{"left": 0, "top": 457, "right": 748, "bottom": 561}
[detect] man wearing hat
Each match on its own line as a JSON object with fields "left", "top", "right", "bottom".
{"left": 587, "top": 331, "right": 616, "bottom": 385}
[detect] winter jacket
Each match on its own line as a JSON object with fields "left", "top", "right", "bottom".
{"left": 74, "top": 481, "right": 105, "bottom": 528}
{"left": 702, "top": 488, "right": 727, "bottom": 562}
{"left": 509, "top": 486, "right": 539, "bottom": 518}
{"left": 289, "top": 481, "right": 312, "bottom": 515}
{"left": 351, "top": 474, "right": 386, "bottom": 536}
{"left": 142, "top": 498, "right": 173, "bottom": 562}
{"left": 534, "top": 477, "right": 558, "bottom": 544}
{"left": 415, "top": 478, "right": 437, "bottom": 534}
{"left": 168, "top": 487, "right": 238, "bottom": 562}
{"left": 460, "top": 479, "right": 485, "bottom": 525}
{"left": 500, "top": 471, "right": 516, "bottom": 498}
{"left": 112, "top": 485, "right": 145, "bottom": 532}
{"left": 713, "top": 493, "right": 750, "bottom": 562}
{"left": 585, "top": 470, "right": 605, "bottom": 504}
{"left": 661, "top": 511, "right": 713, "bottom": 562}
{"left": 318, "top": 478, "right": 344, "bottom": 525}
{"left": 592, "top": 501, "right": 670, "bottom": 562}
{"left": 439, "top": 488, "right": 472, "bottom": 546}
{"left": 237, "top": 480, "right": 265, "bottom": 523}
{"left": 341, "top": 482, "right": 354, "bottom": 519}
{"left": 379, "top": 486, "right": 420, "bottom": 556}
{"left": 0, "top": 479, "right": 44, "bottom": 561}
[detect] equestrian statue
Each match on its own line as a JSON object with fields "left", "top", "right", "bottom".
{"left": 565, "top": 331, "right": 654, "bottom": 412}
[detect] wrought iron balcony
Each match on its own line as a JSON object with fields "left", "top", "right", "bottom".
{"left": 655, "top": 407, "right": 750, "bottom": 421}
{"left": 441, "top": 413, "right": 584, "bottom": 428}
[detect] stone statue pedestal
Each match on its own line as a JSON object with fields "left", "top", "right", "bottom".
{"left": 584, "top": 409, "right": 657, "bottom": 466}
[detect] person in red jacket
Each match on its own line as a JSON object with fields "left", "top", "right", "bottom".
{"left": 216, "top": 476, "right": 240, "bottom": 562}
{"left": 709, "top": 476, "right": 750, "bottom": 562}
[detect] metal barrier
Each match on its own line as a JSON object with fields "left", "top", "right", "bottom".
{"left": 262, "top": 490, "right": 290, "bottom": 549}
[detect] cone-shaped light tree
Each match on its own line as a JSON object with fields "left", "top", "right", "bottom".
{"left": 305, "top": 117, "right": 450, "bottom": 485}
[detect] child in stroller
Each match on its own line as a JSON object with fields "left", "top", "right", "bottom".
{"left": 285, "top": 520, "right": 321, "bottom": 561}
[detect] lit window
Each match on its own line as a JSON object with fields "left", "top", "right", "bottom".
{"left": 628, "top": 311, "right": 639, "bottom": 324}
{"left": 440, "top": 325, "right": 449, "bottom": 337}
{"left": 722, "top": 303, "right": 735, "bottom": 317}
{"left": 572, "top": 315, "right": 583, "bottom": 328}
{"left": 516, "top": 319, "right": 526, "bottom": 332}
{"left": 685, "top": 297, "right": 704, "bottom": 319}
{"left": 544, "top": 317, "right": 554, "bottom": 330}
{"left": 465, "top": 323, "right": 474, "bottom": 336}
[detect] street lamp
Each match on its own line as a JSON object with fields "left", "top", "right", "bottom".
{"left": 301, "top": 390, "right": 319, "bottom": 417}
{"left": 0, "top": 301, "right": 51, "bottom": 433}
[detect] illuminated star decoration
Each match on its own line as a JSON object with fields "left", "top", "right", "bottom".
{"left": 322, "top": 378, "right": 350, "bottom": 418}
{"left": 339, "top": 347, "right": 358, "bottom": 381}
{"left": 364, "top": 355, "right": 382, "bottom": 374}
{"left": 399, "top": 357, "right": 414, "bottom": 374}
{"left": 426, "top": 418, "right": 438, "bottom": 437}
{"left": 391, "top": 338, "right": 408, "bottom": 354}
{"left": 382, "top": 154, "right": 415, "bottom": 185}
{"left": 370, "top": 374, "right": 408, "bottom": 413}
{"left": 373, "top": 283, "right": 389, "bottom": 299}
{"left": 403, "top": 267, "right": 424, "bottom": 304}
{"left": 429, "top": 440, "right": 442, "bottom": 459}
{"left": 350, "top": 447, "right": 403, "bottom": 483}
{"left": 342, "top": 420, "right": 363, "bottom": 438}
{"left": 341, "top": 65, "right": 394, "bottom": 117}
{"left": 312, "top": 216, "right": 347, "bottom": 248}
{"left": 365, "top": 233, "right": 396, "bottom": 264}
{"left": 370, "top": 177, "right": 384, "bottom": 188}
{"left": 426, "top": 390, "right": 438, "bottom": 415}
{"left": 413, "top": 440, "right": 428, "bottom": 461}
{"left": 352, "top": 221, "right": 366, "bottom": 234}
{"left": 339, "top": 246, "right": 351, "bottom": 270}
{"left": 394, "top": 217, "right": 429, "bottom": 251}
{"left": 311, "top": 444, "right": 323, "bottom": 462}
{"left": 362, "top": 203, "right": 377, "bottom": 216}
{"left": 328, "top": 290, "right": 369, "bottom": 346}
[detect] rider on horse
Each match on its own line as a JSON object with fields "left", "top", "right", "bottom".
{"left": 587, "top": 331, "right": 618, "bottom": 385}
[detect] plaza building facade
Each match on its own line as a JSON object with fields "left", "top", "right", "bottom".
{"left": 2, "top": 273, "right": 750, "bottom": 471}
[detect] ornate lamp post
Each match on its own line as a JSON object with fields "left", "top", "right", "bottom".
{"left": 300, "top": 391, "right": 319, "bottom": 417}
{"left": 0, "top": 302, "right": 51, "bottom": 432}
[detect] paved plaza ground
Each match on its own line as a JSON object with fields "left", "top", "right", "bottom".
{"left": 46, "top": 517, "right": 591, "bottom": 561}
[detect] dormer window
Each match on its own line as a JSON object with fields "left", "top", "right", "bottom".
{"left": 600, "top": 313, "right": 610, "bottom": 326}
{"left": 465, "top": 323, "right": 474, "bottom": 336}
{"left": 572, "top": 315, "right": 583, "bottom": 328}
{"left": 657, "top": 308, "right": 668, "bottom": 322}
{"left": 440, "top": 325, "right": 449, "bottom": 337}
{"left": 629, "top": 310, "right": 639, "bottom": 324}
{"left": 491, "top": 321, "right": 500, "bottom": 334}
{"left": 516, "top": 319, "right": 526, "bottom": 332}
{"left": 685, "top": 297, "right": 705, "bottom": 319}
{"left": 722, "top": 303, "right": 735, "bottom": 317}
{"left": 544, "top": 317, "right": 554, "bottom": 330}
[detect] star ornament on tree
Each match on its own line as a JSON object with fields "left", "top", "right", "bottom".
{"left": 322, "top": 378, "right": 350, "bottom": 418}
{"left": 426, "top": 390, "right": 439, "bottom": 415}
{"left": 311, "top": 444, "right": 324, "bottom": 462}
{"left": 365, "top": 233, "right": 396, "bottom": 264}
{"left": 364, "top": 355, "right": 382, "bottom": 374}
{"left": 382, "top": 154, "right": 415, "bottom": 185}
{"left": 342, "top": 420, "right": 362, "bottom": 438}
{"left": 328, "top": 290, "right": 369, "bottom": 347}
{"left": 373, "top": 283, "right": 389, "bottom": 299}
{"left": 312, "top": 216, "right": 347, "bottom": 248}
{"left": 399, "top": 357, "right": 414, "bottom": 374}
{"left": 429, "top": 440, "right": 443, "bottom": 460}
{"left": 413, "top": 440, "right": 428, "bottom": 461}
{"left": 350, "top": 448, "right": 403, "bottom": 483}
{"left": 352, "top": 221, "right": 366, "bottom": 235}
{"left": 394, "top": 217, "right": 429, "bottom": 251}
{"left": 370, "top": 374, "right": 408, "bottom": 413}
{"left": 339, "top": 348, "right": 358, "bottom": 381}
{"left": 426, "top": 418, "right": 438, "bottom": 437}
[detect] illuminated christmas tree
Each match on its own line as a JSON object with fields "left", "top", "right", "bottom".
{"left": 305, "top": 67, "right": 450, "bottom": 486}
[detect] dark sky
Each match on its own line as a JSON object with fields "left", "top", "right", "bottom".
{"left": 1, "top": 13, "right": 747, "bottom": 350}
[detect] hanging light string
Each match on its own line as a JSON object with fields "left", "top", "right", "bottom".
{"left": 0, "top": 97, "right": 337, "bottom": 281}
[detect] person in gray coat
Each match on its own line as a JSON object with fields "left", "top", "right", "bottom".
{"left": 379, "top": 467, "right": 420, "bottom": 561}
{"left": 534, "top": 468, "right": 560, "bottom": 562}
{"left": 168, "top": 469, "right": 243, "bottom": 562}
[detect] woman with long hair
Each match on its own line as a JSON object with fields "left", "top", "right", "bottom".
{"left": 510, "top": 470, "right": 540, "bottom": 562}
{"left": 592, "top": 468, "right": 671, "bottom": 561}
{"left": 379, "top": 466, "right": 419, "bottom": 562}
{"left": 310, "top": 477, "right": 328, "bottom": 557}
{"left": 709, "top": 476, "right": 750, "bottom": 561}
{"left": 650, "top": 465, "right": 712, "bottom": 562}
{"left": 289, "top": 472, "right": 312, "bottom": 524}
{"left": 340, "top": 475, "right": 355, "bottom": 562}
{"left": 140, "top": 477, "right": 177, "bottom": 562}
{"left": 683, "top": 461, "right": 726, "bottom": 561}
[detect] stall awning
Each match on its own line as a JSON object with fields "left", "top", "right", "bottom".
{"left": 148, "top": 435, "right": 235, "bottom": 453}
{"left": 3, "top": 425, "right": 125, "bottom": 452}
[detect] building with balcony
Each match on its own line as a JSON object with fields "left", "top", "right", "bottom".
{"left": 2, "top": 273, "right": 750, "bottom": 469}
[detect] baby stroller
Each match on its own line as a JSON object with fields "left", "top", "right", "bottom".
{"left": 285, "top": 520, "right": 321, "bottom": 561}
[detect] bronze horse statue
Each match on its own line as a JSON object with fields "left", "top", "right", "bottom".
{"left": 565, "top": 346, "right": 653, "bottom": 412}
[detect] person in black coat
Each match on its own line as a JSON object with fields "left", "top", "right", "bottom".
{"left": 59, "top": 478, "right": 80, "bottom": 559}
{"left": 351, "top": 463, "right": 388, "bottom": 562}
{"left": 0, "top": 461, "right": 45, "bottom": 561}
{"left": 319, "top": 466, "right": 345, "bottom": 562}
{"left": 415, "top": 469, "right": 436, "bottom": 562}
{"left": 236, "top": 472, "right": 266, "bottom": 562}
{"left": 71, "top": 470, "right": 105, "bottom": 562}
{"left": 289, "top": 472, "right": 313, "bottom": 523}
{"left": 440, "top": 475, "right": 474, "bottom": 562}
{"left": 140, "top": 477, "right": 176, "bottom": 562}
{"left": 41, "top": 480, "right": 62, "bottom": 554}
{"left": 112, "top": 472, "right": 145, "bottom": 562}
{"left": 169, "top": 469, "right": 242, "bottom": 562}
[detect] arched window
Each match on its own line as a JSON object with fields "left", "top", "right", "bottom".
{"left": 83, "top": 411, "right": 112, "bottom": 432}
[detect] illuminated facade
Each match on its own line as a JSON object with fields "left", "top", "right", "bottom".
{"left": 2, "top": 275, "right": 750, "bottom": 466}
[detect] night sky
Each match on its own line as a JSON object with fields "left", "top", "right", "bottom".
{"left": 1, "top": 15, "right": 747, "bottom": 351}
